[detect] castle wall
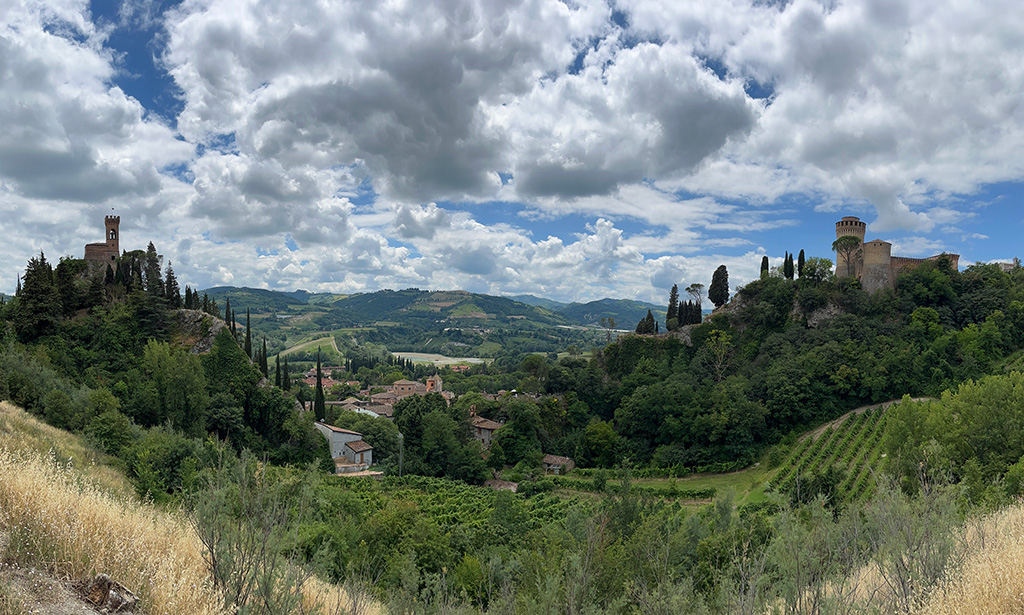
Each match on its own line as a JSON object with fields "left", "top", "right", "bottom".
{"left": 861, "top": 240, "right": 893, "bottom": 292}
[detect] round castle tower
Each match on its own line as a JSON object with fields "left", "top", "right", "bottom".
{"left": 835, "top": 216, "right": 866, "bottom": 278}
{"left": 861, "top": 239, "right": 893, "bottom": 292}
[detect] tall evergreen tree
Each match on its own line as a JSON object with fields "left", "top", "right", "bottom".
{"left": 282, "top": 356, "right": 290, "bottom": 389}
{"left": 760, "top": 255, "right": 769, "bottom": 279}
{"left": 666, "top": 283, "right": 679, "bottom": 330}
{"left": 244, "top": 308, "right": 252, "bottom": 358}
{"left": 709, "top": 264, "right": 730, "bottom": 308}
{"left": 15, "top": 275, "right": 21, "bottom": 297}
{"left": 143, "top": 242, "right": 164, "bottom": 296}
{"left": 260, "top": 338, "right": 269, "bottom": 376}
{"left": 314, "top": 348, "right": 326, "bottom": 421}
{"left": 12, "top": 252, "right": 61, "bottom": 341}
{"left": 224, "top": 296, "right": 231, "bottom": 324}
{"left": 798, "top": 249, "right": 806, "bottom": 278}
{"left": 783, "top": 252, "right": 794, "bottom": 280}
{"left": 164, "top": 262, "right": 181, "bottom": 308}
{"left": 275, "top": 354, "right": 281, "bottom": 388}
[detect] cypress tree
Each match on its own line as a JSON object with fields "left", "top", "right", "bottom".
{"left": 709, "top": 265, "right": 730, "bottom": 308}
{"left": 224, "top": 297, "right": 231, "bottom": 324}
{"left": 275, "top": 354, "right": 281, "bottom": 388}
{"left": 260, "top": 338, "right": 269, "bottom": 376}
{"left": 666, "top": 284, "right": 679, "bottom": 330}
{"left": 314, "top": 349, "right": 326, "bottom": 421}
{"left": 244, "top": 308, "right": 252, "bottom": 358}
{"left": 760, "top": 255, "right": 769, "bottom": 279}
{"left": 798, "top": 249, "right": 806, "bottom": 278}
{"left": 283, "top": 356, "right": 290, "bottom": 389}
{"left": 15, "top": 275, "right": 21, "bottom": 297}
{"left": 104, "top": 264, "right": 115, "bottom": 288}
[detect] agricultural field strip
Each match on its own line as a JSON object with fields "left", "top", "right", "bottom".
{"left": 281, "top": 335, "right": 341, "bottom": 357}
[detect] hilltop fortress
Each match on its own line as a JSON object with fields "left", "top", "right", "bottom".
{"left": 835, "top": 216, "right": 960, "bottom": 293}
{"left": 84, "top": 215, "right": 120, "bottom": 266}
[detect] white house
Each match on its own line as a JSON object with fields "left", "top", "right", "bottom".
{"left": 313, "top": 421, "right": 374, "bottom": 473}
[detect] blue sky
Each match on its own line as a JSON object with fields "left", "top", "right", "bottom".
{"left": 2, "top": 0, "right": 1024, "bottom": 304}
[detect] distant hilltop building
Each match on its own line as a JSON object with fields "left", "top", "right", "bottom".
{"left": 84, "top": 215, "right": 120, "bottom": 266}
{"left": 835, "top": 216, "right": 960, "bottom": 293}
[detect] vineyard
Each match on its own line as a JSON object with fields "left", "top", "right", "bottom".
{"left": 767, "top": 405, "right": 891, "bottom": 503}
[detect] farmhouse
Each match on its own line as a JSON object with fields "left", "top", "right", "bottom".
{"left": 312, "top": 421, "right": 373, "bottom": 473}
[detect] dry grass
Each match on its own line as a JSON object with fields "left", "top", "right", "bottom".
{"left": 0, "top": 401, "right": 131, "bottom": 498}
{"left": 0, "top": 402, "right": 382, "bottom": 615}
{"left": 915, "top": 502, "right": 1024, "bottom": 615}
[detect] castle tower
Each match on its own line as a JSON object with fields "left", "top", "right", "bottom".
{"left": 861, "top": 239, "right": 894, "bottom": 292}
{"left": 105, "top": 215, "right": 120, "bottom": 254}
{"left": 835, "top": 216, "right": 867, "bottom": 278}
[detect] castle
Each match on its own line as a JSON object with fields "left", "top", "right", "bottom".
{"left": 835, "top": 216, "right": 960, "bottom": 293}
{"left": 84, "top": 216, "right": 120, "bottom": 266}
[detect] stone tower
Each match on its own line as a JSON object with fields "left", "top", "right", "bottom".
{"left": 84, "top": 215, "right": 121, "bottom": 266}
{"left": 105, "top": 215, "right": 120, "bottom": 254}
{"left": 861, "top": 239, "right": 893, "bottom": 292}
{"left": 835, "top": 216, "right": 866, "bottom": 278}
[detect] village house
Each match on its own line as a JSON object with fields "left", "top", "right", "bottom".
{"left": 542, "top": 454, "right": 575, "bottom": 475}
{"left": 472, "top": 415, "right": 503, "bottom": 448}
{"left": 312, "top": 421, "right": 373, "bottom": 473}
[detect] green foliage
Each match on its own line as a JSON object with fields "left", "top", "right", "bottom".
{"left": 709, "top": 264, "right": 729, "bottom": 308}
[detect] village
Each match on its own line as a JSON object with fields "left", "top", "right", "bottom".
{"left": 304, "top": 367, "right": 574, "bottom": 482}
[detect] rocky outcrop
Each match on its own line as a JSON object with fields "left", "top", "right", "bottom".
{"left": 174, "top": 309, "right": 227, "bottom": 354}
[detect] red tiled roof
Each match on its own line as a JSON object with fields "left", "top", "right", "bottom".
{"left": 318, "top": 422, "right": 362, "bottom": 435}
{"left": 542, "top": 454, "right": 573, "bottom": 466}
{"left": 346, "top": 439, "right": 373, "bottom": 452}
{"left": 472, "top": 416, "right": 503, "bottom": 431}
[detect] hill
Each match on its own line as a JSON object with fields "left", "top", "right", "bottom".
{"left": 557, "top": 297, "right": 667, "bottom": 327}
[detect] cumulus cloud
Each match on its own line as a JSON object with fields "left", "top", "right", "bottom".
{"left": 5, "top": 0, "right": 1024, "bottom": 302}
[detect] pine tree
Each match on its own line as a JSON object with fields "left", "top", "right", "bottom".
{"left": 275, "top": 355, "right": 281, "bottom": 388}
{"left": 202, "top": 293, "right": 210, "bottom": 314}
{"left": 164, "top": 262, "right": 181, "bottom": 308}
{"left": 314, "top": 349, "right": 326, "bottom": 421}
{"left": 761, "top": 255, "right": 769, "bottom": 279}
{"left": 798, "top": 249, "right": 806, "bottom": 278}
{"left": 666, "top": 284, "right": 679, "bottom": 330}
{"left": 244, "top": 308, "right": 252, "bottom": 358}
{"left": 12, "top": 252, "right": 61, "bottom": 341}
{"left": 709, "top": 265, "right": 729, "bottom": 308}
{"left": 143, "top": 242, "right": 164, "bottom": 296}
{"left": 15, "top": 275, "right": 21, "bottom": 297}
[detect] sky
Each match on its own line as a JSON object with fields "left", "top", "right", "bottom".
{"left": 2, "top": 0, "right": 1024, "bottom": 304}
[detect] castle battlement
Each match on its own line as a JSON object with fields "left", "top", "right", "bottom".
{"left": 834, "top": 216, "right": 958, "bottom": 292}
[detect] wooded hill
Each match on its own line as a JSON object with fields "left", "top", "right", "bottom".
{"left": 201, "top": 286, "right": 667, "bottom": 359}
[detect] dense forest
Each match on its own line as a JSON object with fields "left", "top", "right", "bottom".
{"left": 6, "top": 246, "right": 1024, "bottom": 614}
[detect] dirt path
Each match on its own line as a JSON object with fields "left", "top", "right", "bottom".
{"left": 803, "top": 397, "right": 936, "bottom": 442}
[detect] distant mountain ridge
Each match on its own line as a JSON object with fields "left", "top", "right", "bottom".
{"left": 201, "top": 286, "right": 666, "bottom": 328}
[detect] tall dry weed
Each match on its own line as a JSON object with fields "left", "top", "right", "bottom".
{"left": 0, "top": 446, "right": 225, "bottom": 615}
{"left": 915, "top": 502, "right": 1024, "bottom": 615}
{"left": 0, "top": 402, "right": 379, "bottom": 615}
